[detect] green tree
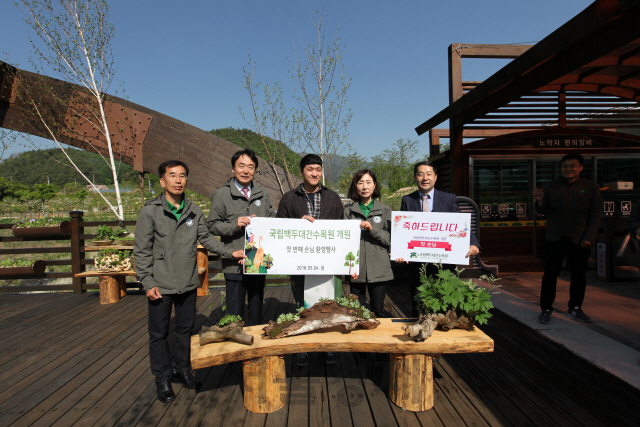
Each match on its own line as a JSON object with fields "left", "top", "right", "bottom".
{"left": 30, "top": 183, "right": 59, "bottom": 205}
{"left": 370, "top": 139, "right": 427, "bottom": 194}
{"left": 338, "top": 152, "right": 368, "bottom": 193}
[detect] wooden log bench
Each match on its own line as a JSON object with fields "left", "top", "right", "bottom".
{"left": 191, "top": 318, "right": 494, "bottom": 413}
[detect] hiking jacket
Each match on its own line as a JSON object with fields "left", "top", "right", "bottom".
{"left": 206, "top": 178, "right": 276, "bottom": 274}
{"left": 134, "top": 193, "right": 234, "bottom": 294}
{"left": 343, "top": 200, "right": 394, "bottom": 283}
{"left": 536, "top": 176, "right": 602, "bottom": 244}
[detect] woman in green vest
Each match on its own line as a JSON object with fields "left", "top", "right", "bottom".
{"left": 343, "top": 169, "right": 394, "bottom": 317}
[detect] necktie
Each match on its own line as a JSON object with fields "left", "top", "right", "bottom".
{"left": 241, "top": 187, "right": 250, "bottom": 201}
{"left": 422, "top": 194, "right": 430, "bottom": 212}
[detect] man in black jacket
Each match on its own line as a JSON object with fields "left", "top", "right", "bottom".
{"left": 397, "top": 161, "right": 480, "bottom": 317}
{"left": 135, "top": 160, "right": 244, "bottom": 403}
{"left": 276, "top": 153, "right": 344, "bottom": 365}
{"left": 533, "top": 153, "right": 601, "bottom": 324}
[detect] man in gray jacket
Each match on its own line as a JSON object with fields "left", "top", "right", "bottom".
{"left": 207, "top": 149, "right": 276, "bottom": 327}
{"left": 135, "top": 160, "right": 244, "bottom": 404}
{"left": 533, "top": 153, "right": 602, "bottom": 324}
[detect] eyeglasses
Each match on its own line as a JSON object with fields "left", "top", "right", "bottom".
{"left": 561, "top": 164, "right": 580, "bottom": 170}
{"left": 165, "top": 173, "right": 187, "bottom": 179}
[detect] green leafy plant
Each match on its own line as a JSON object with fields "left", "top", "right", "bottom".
{"left": 217, "top": 291, "right": 242, "bottom": 327}
{"left": 94, "top": 225, "right": 115, "bottom": 240}
{"left": 319, "top": 294, "right": 374, "bottom": 319}
{"left": 276, "top": 309, "right": 302, "bottom": 325}
{"left": 0, "top": 258, "right": 34, "bottom": 268}
{"left": 415, "top": 263, "right": 500, "bottom": 325}
{"left": 15, "top": 217, "right": 64, "bottom": 228}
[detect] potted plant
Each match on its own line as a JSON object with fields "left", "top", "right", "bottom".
{"left": 0, "top": 258, "right": 46, "bottom": 277}
{"left": 12, "top": 217, "right": 71, "bottom": 238}
{"left": 93, "top": 225, "right": 116, "bottom": 246}
{"left": 94, "top": 249, "right": 132, "bottom": 272}
{"left": 403, "top": 263, "right": 501, "bottom": 342}
{"left": 116, "top": 229, "right": 135, "bottom": 246}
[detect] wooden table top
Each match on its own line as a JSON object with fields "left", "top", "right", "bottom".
{"left": 74, "top": 270, "right": 137, "bottom": 277}
{"left": 84, "top": 244, "right": 209, "bottom": 251}
{"left": 191, "top": 318, "right": 494, "bottom": 369}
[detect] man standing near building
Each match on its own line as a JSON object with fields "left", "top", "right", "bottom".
{"left": 135, "top": 160, "right": 245, "bottom": 404}
{"left": 276, "top": 153, "right": 344, "bottom": 365}
{"left": 533, "top": 153, "right": 601, "bottom": 324}
{"left": 396, "top": 161, "right": 480, "bottom": 317}
{"left": 207, "top": 149, "right": 276, "bottom": 327}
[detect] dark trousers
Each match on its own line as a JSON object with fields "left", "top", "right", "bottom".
{"left": 148, "top": 289, "right": 196, "bottom": 382}
{"left": 409, "top": 262, "right": 456, "bottom": 317}
{"left": 290, "top": 275, "right": 305, "bottom": 309}
{"left": 349, "top": 280, "right": 389, "bottom": 317}
{"left": 224, "top": 273, "right": 266, "bottom": 326}
{"left": 540, "top": 237, "right": 591, "bottom": 312}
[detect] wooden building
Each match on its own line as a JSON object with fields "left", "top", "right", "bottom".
{"left": 415, "top": 0, "right": 640, "bottom": 273}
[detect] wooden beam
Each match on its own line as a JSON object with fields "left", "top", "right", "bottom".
{"left": 416, "top": 0, "right": 640, "bottom": 135}
{"left": 449, "top": 44, "right": 463, "bottom": 104}
{"left": 452, "top": 43, "right": 534, "bottom": 58}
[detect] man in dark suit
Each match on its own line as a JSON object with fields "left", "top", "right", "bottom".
{"left": 397, "top": 161, "right": 480, "bottom": 317}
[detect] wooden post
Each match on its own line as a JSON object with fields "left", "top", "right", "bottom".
{"left": 242, "top": 356, "right": 286, "bottom": 413}
{"left": 70, "top": 211, "right": 85, "bottom": 294}
{"left": 197, "top": 247, "right": 209, "bottom": 296}
{"left": 389, "top": 353, "right": 434, "bottom": 412}
{"left": 99, "top": 275, "right": 121, "bottom": 304}
{"left": 118, "top": 276, "right": 127, "bottom": 298}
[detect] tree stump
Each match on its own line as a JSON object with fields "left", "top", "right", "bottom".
{"left": 99, "top": 275, "right": 122, "bottom": 304}
{"left": 199, "top": 322, "right": 254, "bottom": 346}
{"left": 403, "top": 310, "right": 475, "bottom": 342}
{"left": 262, "top": 299, "right": 380, "bottom": 339}
{"left": 242, "top": 356, "right": 286, "bottom": 413}
{"left": 389, "top": 353, "right": 434, "bottom": 411}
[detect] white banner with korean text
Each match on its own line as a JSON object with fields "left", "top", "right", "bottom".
{"left": 390, "top": 211, "right": 471, "bottom": 265}
{"left": 243, "top": 218, "right": 361, "bottom": 275}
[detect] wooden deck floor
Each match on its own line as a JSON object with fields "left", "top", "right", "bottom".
{"left": 1, "top": 283, "right": 639, "bottom": 427}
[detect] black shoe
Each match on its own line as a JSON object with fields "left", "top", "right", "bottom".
{"left": 539, "top": 310, "right": 552, "bottom": 324}
{"left": 156, "top": 377, "right": 176, "bottom": 403}
{"left": 171, "top": 370, "right": 200, "bottom": 389}
{"left": 324, "top": 352, "right": 338, "bottom": 365}
{"left": 568, "top": 307, "right": 591, "bottom": 322}
{"left": 296, "top": 352, "right": 309, "bottom": 367}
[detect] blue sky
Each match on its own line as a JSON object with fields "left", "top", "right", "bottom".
{"left": 2, "top": 0, "right": 592, "bottom": 160}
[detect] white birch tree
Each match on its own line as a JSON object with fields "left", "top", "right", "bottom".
{"left": 12, "top": 0, "right": 127, "bottom": 222}
{"left": 290, "top": 8, "right": 353, "bottom": 185}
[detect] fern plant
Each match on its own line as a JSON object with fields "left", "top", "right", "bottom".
{"left": 415, "top": 263, "right": 500, "bottom": 325}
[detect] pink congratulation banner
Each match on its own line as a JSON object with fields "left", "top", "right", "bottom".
{"left": 407, "top": 240, "right": 452, "bottom": 251}
{"left": 390, "top": 211, "right": 471, "bottom": 264}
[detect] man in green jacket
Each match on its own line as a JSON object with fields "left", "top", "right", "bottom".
{"left": 207, "top": 149, "right": 276, "bottom": 327}
{"left": 135, "top": 160, "right": 244, "bottom": 404}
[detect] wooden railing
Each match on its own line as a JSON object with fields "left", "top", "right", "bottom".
{"left": 0, "top": 210, "right": 290, "bottom": 294}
